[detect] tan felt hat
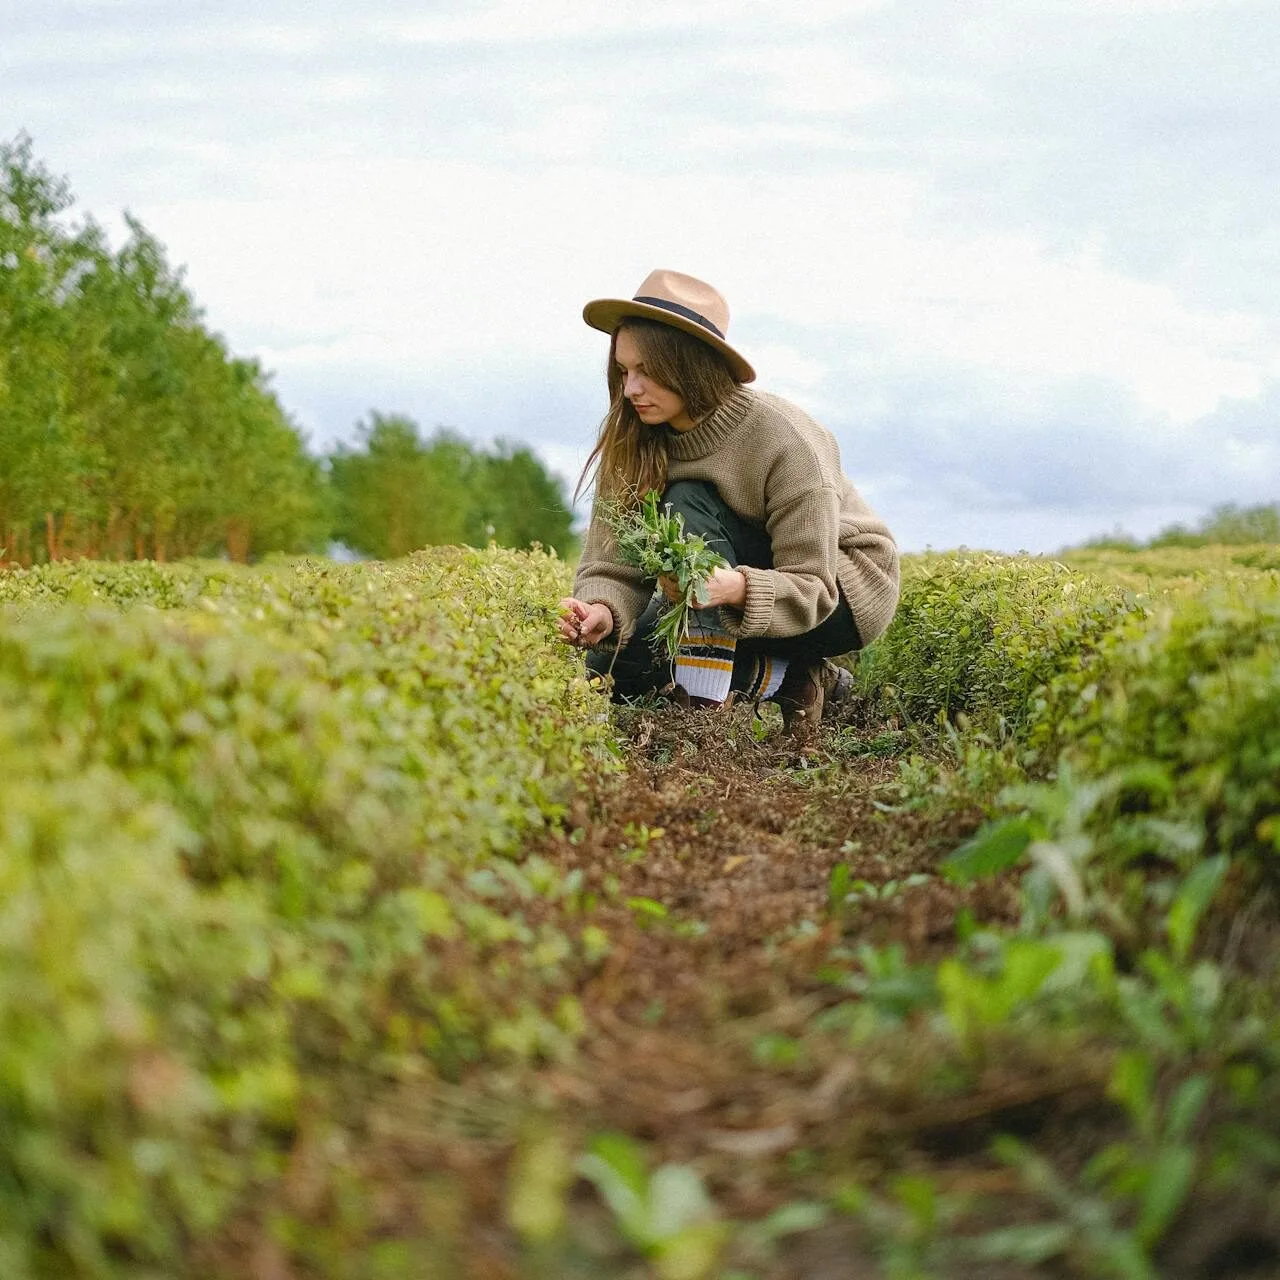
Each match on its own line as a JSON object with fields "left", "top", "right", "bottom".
{"left": 583, "top": 268, "right": 756, "bottom": 383}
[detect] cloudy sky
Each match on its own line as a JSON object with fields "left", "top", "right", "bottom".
{"left": 5, "top": 0, "right": 1277, "bottom": 551}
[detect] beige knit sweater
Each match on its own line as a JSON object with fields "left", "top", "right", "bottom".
{"left": 574, "top": 386, "right": 900, "bottom": 648}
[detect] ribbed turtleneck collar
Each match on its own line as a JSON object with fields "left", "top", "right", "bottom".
{"left": 664, "top": 386, "right": 758, "bottom": 461}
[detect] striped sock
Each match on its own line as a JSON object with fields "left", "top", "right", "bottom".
{"left": 674, "top": 627, "right": 736, "bottom": 704}
{"left": 743, "top": 654, "right": 789, "bottom": 700}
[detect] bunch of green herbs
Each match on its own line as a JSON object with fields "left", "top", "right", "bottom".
{"left": 605, "top": 490, "right": 728, "bottom": 661}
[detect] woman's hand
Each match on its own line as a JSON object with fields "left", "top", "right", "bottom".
{"left": 557, "top": 598, "right": 614, "bottom": 647}
{"left": 657, "top": 566, "right": 747, "bottom": 610}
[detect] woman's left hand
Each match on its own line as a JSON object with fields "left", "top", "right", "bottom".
{"left": 657, "top": 566, "right": 747, "bottom": 610}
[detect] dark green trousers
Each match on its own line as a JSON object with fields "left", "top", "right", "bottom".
{"left": 587, "top": 480, "right": 860, "bottom": 698}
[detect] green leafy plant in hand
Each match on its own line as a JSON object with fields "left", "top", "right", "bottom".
{"left": 604, "top": 490, "right": 728, "bottom": 660}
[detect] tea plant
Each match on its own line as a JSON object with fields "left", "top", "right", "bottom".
{"left": 854, "top": 551, "right": 1134, "bottom": 739}
{"left": 577, "top": 1133, "right": 729, "bottom": 1279}
{"left": 0, "top": 547, "right": 616, "bottom": 1276}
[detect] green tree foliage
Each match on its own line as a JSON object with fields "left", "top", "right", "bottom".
{"left": 329, "top": 413, "right": 575, "bottom": 560}
{"left": 1149, "top": 500, "right": 1280, "bottom": 548}
{"left": 0, "top": 134, "right": 327, "bottom": 564}
{"left": 470, "top": 438, "right": 576, "bottom": 555}
{"left": 1078, "top": 501, "right": 1280, "bottom": 553}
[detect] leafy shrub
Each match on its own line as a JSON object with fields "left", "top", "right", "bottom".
{"left": 1062, "top": 543, "right": 1280, "bottom": 593}
{"left": 0, "top": 739, "right": 277, "bottom": 1276}
{"left": 1029, "top": 577, "right": 1280, "bottom": 868}
{"left": 0, "top": 558, "right": 224, "bottom": 610}
{"left": 1233, "top": 546, "right": 1280, "bottom": 572}
{"left": 0, "top": 547, "right": 613, "bottom": 1276}
{"left": 855, "top": 552, "right": 1132, "bottom": 736}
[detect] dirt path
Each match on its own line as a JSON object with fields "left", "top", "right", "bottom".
{"left": 519, "top": 705, "right": 1071, "bottom": 1277}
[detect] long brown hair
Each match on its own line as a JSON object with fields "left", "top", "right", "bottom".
{"left": 576, "top": 318, "right": 742, "bottom": 507}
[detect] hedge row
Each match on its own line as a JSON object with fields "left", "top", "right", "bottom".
{"left": 0, "top": 549, "right": 612, "bottom": 1278}
{"left": 1062, "top": 542, "right": 1280, "bottom": 589}
{"left": 856, "top": 548, "right": 1278, "bottom": 868}
{"left": 853, "top": 551, "right": 1134, "bottom": 736}
{"left": 1028, "top": 573, "right": 1280, "bottom": 871}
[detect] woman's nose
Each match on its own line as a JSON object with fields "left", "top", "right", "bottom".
{"left": 623, "top": 371, "right": 643, "bottom": 398}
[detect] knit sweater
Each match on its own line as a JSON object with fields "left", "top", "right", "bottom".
{"left": 574, "top": 386, "right": 900, "bottom": 648}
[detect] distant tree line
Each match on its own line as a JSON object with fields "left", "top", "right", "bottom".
{"left": 1080, "top": 502, "right": 1280, "bottom": 552}
{"left": 0, "top": 135, "right": 575, "bottom": 567}
{"left": 329, "top": 414, "right": 573, "bottom": 560}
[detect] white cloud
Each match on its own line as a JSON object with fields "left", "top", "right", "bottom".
{"left": 5, "top": 0, "right": 1278, "bottom": 553}
{"left": 713, "top": 46, "right": 904, "bottom": 115}
{"left": 380, "top": 0, "right": 887, "bottom": 46}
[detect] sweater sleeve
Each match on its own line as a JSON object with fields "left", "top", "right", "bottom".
{"left": 722, "top": 481, "right": 842, "bottom": 640}
{"left": 572, "top": 507, "right": 653, "bottom": 647}
{"left": 836, "top": 512, "right": 901, "bottom": 646}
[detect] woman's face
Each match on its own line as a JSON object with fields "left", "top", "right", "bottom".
{"left": 614, "top": 327, "right": 695, "bottom": 431}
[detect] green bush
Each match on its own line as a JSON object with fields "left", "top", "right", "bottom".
{"left": 0, "top": 548, "right": 613, "bottom": 1276}
{"left": 1062, "top": 543, "right": 1280, "bottom": 592}
{"left": 1029, "top": 577, "right": 1280, "bottom": 867}
{"left": 0, "top": 740, "right": 276, "bottom": 1275}
{"left": 855, "top": 552, "right": 1132, "bottom": 736}
{"left": 0, "top": 558, "right": 221, "bottom": 610}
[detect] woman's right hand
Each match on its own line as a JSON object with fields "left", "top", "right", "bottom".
{"left": 557, "top": 598, "right": 614, "bottom": 647}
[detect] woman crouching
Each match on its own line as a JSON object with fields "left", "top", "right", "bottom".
{"left": 557, "top": 269, "right": 900, "bottom": 735}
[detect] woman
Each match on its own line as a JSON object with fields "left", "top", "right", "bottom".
{"left": 557, "top": 268, "right": 900, "bottom": 734}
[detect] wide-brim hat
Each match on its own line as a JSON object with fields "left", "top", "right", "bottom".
{"left": 583, "top": 268, "right": 756, "bottom": 383}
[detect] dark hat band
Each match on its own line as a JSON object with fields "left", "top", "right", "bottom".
{"left": 633, "top": 295, "right": 726, "bottom": 340}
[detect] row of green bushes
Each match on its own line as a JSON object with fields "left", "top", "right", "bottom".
{"left": 829, "top": 554, "right": 1280, "bottom": 1274}
{"left": 855, "top": 548, "right": 1279, "bottom": 875}
{"left": 0, "top": 549, "right": 612, "bottom": 1277}
{"left": 1027, "top": 574, "right": 1280, "bottom": 872}
{"left": 854, "top": 551, "right": 1134, "bottom": 737}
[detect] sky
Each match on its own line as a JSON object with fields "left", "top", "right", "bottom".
{"left": 4, "top": 0, "right": 1278, "bottom": 552}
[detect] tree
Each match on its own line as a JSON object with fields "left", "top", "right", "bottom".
{"left": 330, "top": 415, "right": 471, "bottom": 558}
{"left": 0, "top": 133, "right": 103, "bottom": 561}
{"left": 328, "top": 417, "right": 575, "bottom": 559}
{"left": 1, "top": 135, "right": 327, "bottom": 565}
{"left": 469, "top": 440, "right": 575, "bottom": 555}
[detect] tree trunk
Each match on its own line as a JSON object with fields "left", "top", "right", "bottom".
{"left": 59, "top": 510, "right": 76, "bottom": 559}
{"left": 106, "top": 507, "right": 122, "bottom": 560}
{"left": 225, "top": 517, "right": 251, "bottom": 564}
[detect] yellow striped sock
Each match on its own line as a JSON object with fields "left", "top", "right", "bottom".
{"left": 674, "top": 630, "right": 736, "bottom": 702}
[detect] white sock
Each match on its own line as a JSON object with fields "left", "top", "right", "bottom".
{"left": 674, "top": 628, "right": 736, "bottom": 703}
{"left": 756, "top": 655, "right": 788, "bottom": 699}
{"left": 737, "top": 654, "right": 789, "bottom": 700}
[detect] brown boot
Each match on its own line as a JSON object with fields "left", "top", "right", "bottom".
{"left": 820, "top": 659, "right": 855, "bottom": 713}
{"left": 770, "top": 660, "right": 853, "bottom": 737}
{"left": 771, "top": 661, "right": 824, "bottom": 737}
